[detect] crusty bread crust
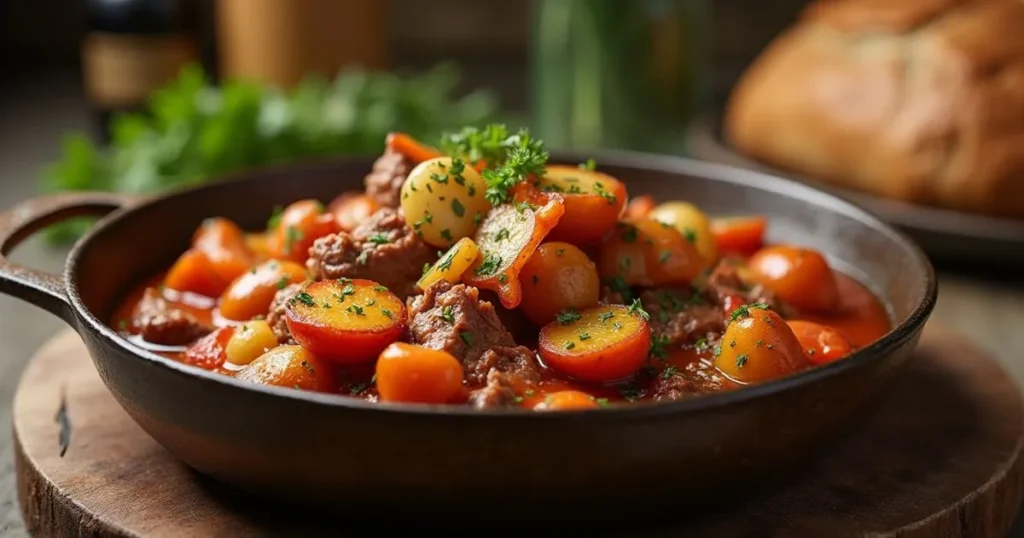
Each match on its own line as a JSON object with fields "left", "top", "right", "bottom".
{"left": 725, "top": 0, "right": 1024, "bottom": 219}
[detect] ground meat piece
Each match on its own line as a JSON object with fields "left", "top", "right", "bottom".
{"left": 467, "top": 370, "right": 518, "bottom": 409}
{"left": 467, "top": 345, "right": 542, "bottom": 385}
{"left": 131, "top": 288, "right": 212, "bottom": 346}
{"left": 306, "top": 208, "right": 434, "bottom": 299}
{"left": 704, "top": 259, "right": 785, "bottom": 313}
{"left": 650, "top": 361, "right": 726, "bottom": 402}
{"left": 407, "top": 281, "right": 517, "bottom": 370}
{"left": 640, "top": 287, "right": 727, "bottom": 347}
{"left": 363, "top": 148, "right": 412, "bottom": 208}
{"left": 267, "top": 283, "right": 302, "bottom": 344}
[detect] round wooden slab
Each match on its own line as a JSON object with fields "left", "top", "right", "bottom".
{"left": 14, "top": 327, "right": 1024, "bottom": 537}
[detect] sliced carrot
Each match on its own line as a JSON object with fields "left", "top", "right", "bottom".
{"left": 375, "top": 343, "right": 465, "bottom": 404}
{"left": 787, "top": 320, "right": 853, "bottom": 365}
{"left": 623, "top": 194, "right": 655, "bottom": 220}
{"left": 534, "top": 165, "right": 627, "bottom": 245}
{"left": 329, "top": 191, "right": 380, "bottom": 233}
{"left": 273, "top": 199, "right": 340, "bottom": 263}
{"left": 598, "top": 218, "right": 705, "bottom": 287}
{"left": 712, "top": 216, "right": 767, "bottom": 255}
{"left": 165, "top": 249, "right": 230, "bottom": 297}
{"left": 219, "top": 259, "right": 308, "bottom": 321}
{"left": 533, "top": 390, "right": 600, "bottom": 411}
{"left": 193, "top": 218, "right": 253, "bottom": 285}
{"left": 183, "top": 326, "right": 235, "bottom": 372}
{"left": 464, "top": 188, "right": 565, "bottom": 309}
{"left": 417, "top": 237, "right": 480, "bottom": 291}
{"left": 235, "top": 345, "right": 338, "bottom": 393}
{"left": 538, "top": 303, "right": 651, "bottom": 382}
{"left": 714, "top": 306, "right": 808, "bottom": 384}
{"left": 284, "top": 279, "right": 406, "bottom": 364}
{"left": 386, "top": 132, "right": 444, "bottom": 164}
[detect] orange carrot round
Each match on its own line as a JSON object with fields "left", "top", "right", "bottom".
{"left": 533, "top": 390, "right": 600, "bottom": 411}
{"left": 519, "top": 242, "right": 600, "bottom": 326}
{"left": 284, "top": 279, "right": 406, "bottom": 364}
{"left": 714, "top": 305, "right": 808, "bottom": 384}
{"left": 535, "top": 165, "right": 627, "bottom": 245}
{"left": 329, "top": 192, "right": 380, "bottom": 233}
{"left": 712, "top": 216, "right": 767, "bottom": 255}
{"left": 748, "top": 245, "right": 839, "bottom": 313}
{"left": 219, "top": 259, "right": 308, "bottom": 321}
{"left": 235, "top": 345, "right": 338, "bottom": 392}
{"left": 787, "top": 320, "right": 853, "bottom": 364}
{"left": 165, "top": 249, "right": 228, "bottom": 298}
{"left": 273, "top": 199, "right": 340, "bottom": 263}
{"left": 375, "top": 343, "right": 465, "bottom": 404}
{"left": 193, "top": 217, "right": 253, "bottom": 285}
{"left": 598, "top": 218, "right": 705, "bottom": 287}
{"left": 538, "top": 303, "right": 651, "bottom": 382}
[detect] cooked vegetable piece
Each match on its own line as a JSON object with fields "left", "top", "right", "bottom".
{"left": 401, "top": 156, "right": 490, "bottom": 247}
{"left": 533, "top": 390, "right": 600, "bottom": 411}
{"left": 649, "top": 201, "right": 717, "bottom": 267}
{"left": 598, "top": 218, "right": 704, "bottom": 287}
{"left": 464, "top": 188, "right": 565, "bottom": 308}
{"left": 235, "top": 345, "right": 337, "bottom": 392}
{"left": 193, "top": 218, "right": 254, "bottom": 285}
{"left": 219, "top": 260, "right": 307, "bottom": 321}
{"left": 535, "top": 165, "right": 627, "bottom": 245}
{"left": 183, "top": 326, "right": 235, "bottom": 371}
{"left": 273, "top": 199, "right": 340, "bottom": 263}
{"left": 624, "top": 194, "right": 655, "bottom": 220}
{"left": 417, "top": 237, "right": 480, "bottom": 291}
{"left": 165, "top": 249, "right": 229, "bottom": 297}
{"left": 245, "top": 231, "right": 277, "bottom": 261}
{"left": 329, "top": 192, "right": 380, "bottom": 232}
{"left": 748, "top": 245, "right": 840, "bottom": 312}
{"left": 225, "top": 320, "right": 279, "bottom": 367}
{"left": 787, "top": 320, "right": 853, "bottom": 364}
{"left": 386, "top": 132, "right": 444, "bottom": 164}
{"left": 712, "top": 216, "right": 767, "bottom": 255}
{"left": 375, "top": 342, "right": 465, "bottom": 404}
{"left": 538, "top": 304, "right": 651, "bottom": 382}
{"left": 519, "top": 242, "right": 600, "bottom": 326}
{"left": 714, "top": 305, "right": 808, "bottom": 384}
{"left": 284, "top": 279, "right": 406, "bottom": 364}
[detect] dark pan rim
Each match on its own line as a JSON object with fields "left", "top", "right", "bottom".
{"left": 65, "top": 150, "right": 938, "bottom": 421}
{"left": 687, "top": 114, "right": 1024, "bottom": 242}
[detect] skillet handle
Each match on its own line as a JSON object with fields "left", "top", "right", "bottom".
{"left": 0, "top": 192, "right": 140, "bottom": 322}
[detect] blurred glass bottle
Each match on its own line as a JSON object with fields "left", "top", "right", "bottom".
{"left": 531, "top": 0, "right": 710, "bottom": 153}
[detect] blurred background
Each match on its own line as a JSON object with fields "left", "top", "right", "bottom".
{"left": 1, "top": 0, "right": 1023, "bottom": 531}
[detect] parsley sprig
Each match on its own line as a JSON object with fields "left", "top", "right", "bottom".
{"left": 439, "top": 124, "right": 549, "bottom": 206}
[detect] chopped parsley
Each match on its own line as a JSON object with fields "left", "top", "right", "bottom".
{"left": 266, "top": 206, "right": 284, "bottom": 229}
{"left": 346, "top": 304, "right": 365, "bottom": 316}
{"left": 422, "top": 262, "right": 432, "bottom": 276}
{"left": 579, "top": 158, "right": 597, "bottom": 171}
{"left": 451, "top": 198, "right": 465, "bottom": 217}
{"left": 293, "top": 291, "right": 315, "bottom": 307}
{"left": 578, "top": 332, "right": 591, "bottom": 341}
{"left": 598, "top": 311, "right": 614, "bottom": 323}
{"left": 283, "top": 226, "right": 303, "bottom": 253}
{"left": 436, "top": 251, "right": 456, "bottom": 271}
{"left": 620, "top": 223, "right": 638, "bottom": 243}
{"left": 475, "top": 252, "right": 503, "bottom": 276}
{"left": 381, "top": 308, "right": 393, "bottom": 319}
{"left": 659, "top": 250, "right": 671, "bottom": 264}
{"left": 593, "top": 181, "right": 617, "bottom": 205}
{"left": 276, "top": 276, "right": 290, "bottom": 290}
{"left": 440, "top": 229, "right": 453, "bottom": 242}
{"left": 374, "top": 285, "right": 388, "bottom": 292}
{"left": 683, "top": 228, "right": 697, "bottom": 244}
{"left": 440, "top": 124, "right": 549, "bottom": 206}
{"left": 459, "top": 331, "right": 474, "bottom": 346}
{"left": 493, "top": 228, "right": 510, "bottom": 241}
{"left": 367, "top": 233, "right": 390, "bottom": 245}
{"left": 649, "top": 334, "right": 670, "bottom": 359}
{"left": 440, "top": 305, "right": 455, "bottom": 324}
{"left": 555, "top": 309, "right": 581, "bottom": 325}
{"left": 564, "top": 341, "right": 576, "bottom": 350}
{"left": 729, "top": 302, "right": 770, "bottom": 322}
{"left": 627, "top": 299, "right": 650, "bottom": 321}
{"left": 736, "top": 354, "right": 749, "bottom": 368}
{"left": 661, "top": 366, "right": 679, "bottom": 379}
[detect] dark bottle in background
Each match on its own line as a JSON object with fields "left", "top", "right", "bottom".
{"left": 80, "top": 0, "right": 207, "bottom": 143}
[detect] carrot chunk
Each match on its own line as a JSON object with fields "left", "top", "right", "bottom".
{"left": 284, "top": 279, "right": 406, "bottom": 364}
{"left": 538, "top": 303, "right": 651, "bottom": 382}
{"left": 534, "top": 165, "right": 627, "bottom": 245}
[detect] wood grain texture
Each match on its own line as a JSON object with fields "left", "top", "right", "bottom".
{"left": 11, "top": 326, "right": 1024, "bottom": 537}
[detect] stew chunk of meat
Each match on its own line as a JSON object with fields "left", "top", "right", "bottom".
{"left": 131, "top": 288, "right": 212, "bottom": 346}
{"left": 306, "top": 208, "right": 434, "bottom": 299}
{"left": 266, "top": 282, "right": 302, "bottom": 344}
{"left": 704, "top": 259, "right": 784, "bottom": 313}
{"left": 467, "top": 370, "right": 518, "bottom": 409}
{"left": 640, "top": 287, "right": 725, "bottom": 348}
{"left": 407, "top": 281, "right": 541, "bottom": 387}
{"left": 363, "top": 148, "right": 412, "bottom": 209}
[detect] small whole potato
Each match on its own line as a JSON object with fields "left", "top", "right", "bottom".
{"left": 649, "top": 201, "right": 718, "bottom": 267}
{"left": 400, "top": 157, "right": 490, "bottom": 248}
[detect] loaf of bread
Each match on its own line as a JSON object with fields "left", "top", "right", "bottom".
{"left": 725, "top": 0, "right": 1024, "bottom": 219}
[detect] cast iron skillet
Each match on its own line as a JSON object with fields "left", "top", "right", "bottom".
{"left": 0, "top": 152, "right": 935, "bottom": 522}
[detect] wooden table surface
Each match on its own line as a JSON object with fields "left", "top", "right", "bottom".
{"left": 1, "top": 73, "right": 1023, "bottom": 536}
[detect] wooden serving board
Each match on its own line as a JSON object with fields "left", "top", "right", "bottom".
{"left": 13, "top": 327, "right": 1024, "bottom": 537}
